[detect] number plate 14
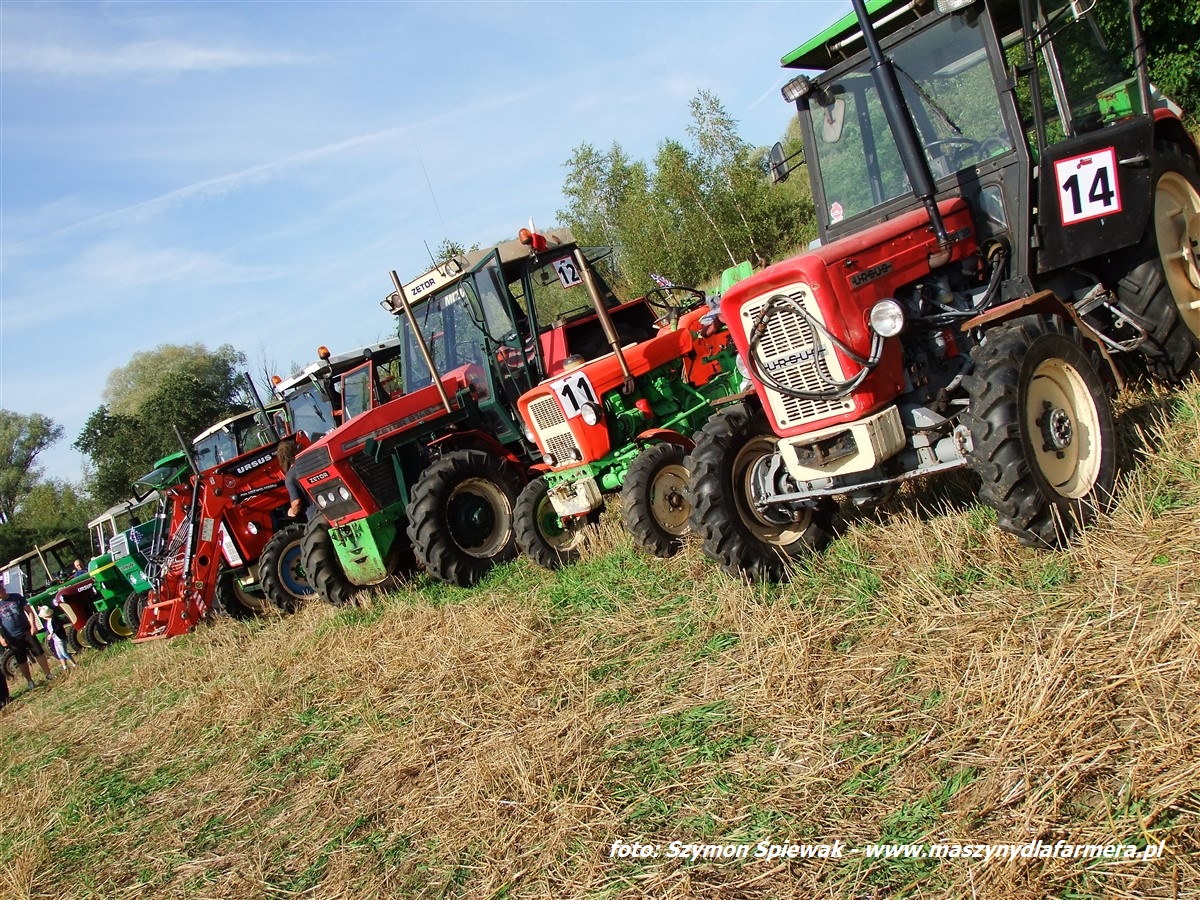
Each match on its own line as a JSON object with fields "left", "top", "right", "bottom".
{"left": 1055, "top": 146, "right": 1122, "bottom": 225}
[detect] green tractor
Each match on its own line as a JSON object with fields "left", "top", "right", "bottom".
{"left": 2, "top": 539, "right": 95, "bottom": 679}
{"left": 86, "top": 452, "right": 191, "bottom": 640}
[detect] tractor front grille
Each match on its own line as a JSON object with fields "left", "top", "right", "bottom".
{"left": 109, "top": 533, "right": 130, "bottom": 560}
{"left": 348, "top": 451, "right": 402, "bottom": 511}
{"left": 740, "top": 282, "right": 856, "bottom": 429}
{"left": 293, "top": 445, "right": 331, "bottom": 480}
{"left": 527, "top": 394, "right": 581, "bottom": 465}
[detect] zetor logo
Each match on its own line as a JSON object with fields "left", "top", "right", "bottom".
{"left": 849, "top": 261, "right": 892, "bottom": 288}
{"left": 306, "top": 471, "right": 331, "bottom": 486}
{"left": 763, "top": 345, "right": 827, "bottom": 372}
{"left": 409, "top": 277, "right": 437, "bottom": 298}
{"left": 233, "top": 452, "right": 274, "bottom": 476}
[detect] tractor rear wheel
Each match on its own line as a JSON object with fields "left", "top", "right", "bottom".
{"left": 123, "top": 592, "right": 148, "bottom": 638}
{"left": 687, "top": 402, "right": 833, "bottom": 582}
{"left": 962, "top": 315, "right": 1116, "bottom": 548}
{"left": 260, "top": 522, "right": 314, "bottom": 613}
{"left": 622, "top": 443, "right": 692, "bottom": 558}
{"left": 1109, "top": 147, "right": 1200, "bottom": 383}
{"left": 213, "top": 570, "right": 266, "bottom": 619}
{"left": 300, "top": 516, "right": 361, "bottom": 606}
{"left": 514, "top": 476, "right": 593, "bottom": 569}
{"left": 407, "top": 450, "right": 522, "bottom": 587}
{"left": 2, "top": 649, "right": 18, "bottom": 681}
{"left": 106, "top": 604, "right": 135, "bottom": 640}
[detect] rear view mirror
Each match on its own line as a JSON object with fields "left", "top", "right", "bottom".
{"left": 820, "top": 98, "right": 846, "bottom": 144}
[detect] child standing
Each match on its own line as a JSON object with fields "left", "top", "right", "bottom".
{"left": 39, "top": 606, "right": 78, "bottom": 672}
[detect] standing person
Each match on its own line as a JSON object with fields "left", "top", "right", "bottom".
{"left": 0, "top": 580, "right": 54, "bottom": 691}
{"left": 38, "top": 605, "right": 78, "bottom": 673}
{"left": 277, "top": 439, "right": 313, "bottom": 521}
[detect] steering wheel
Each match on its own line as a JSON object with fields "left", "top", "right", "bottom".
{"left": 644, "top": 286, "right": 707, "bottom": 315}
{"left": 925, "top": 137, "right": 982, "bottom": 173}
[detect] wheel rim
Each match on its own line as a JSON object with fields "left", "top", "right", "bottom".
{"left": 108, "top": 605, "right": 134, "bottom": 638}
{"left": 1155, "top": 170, "right": 1200, "bottom": 338}
{"left": 648, "top": 463, "right": 691, "bottom": 537}
{"left": 277, "top": 538, "right": 314, "bottom": 598}
{"left": 231, "top": 578, "right": 272, "bottom": 614}
{"left": 1025, "top": 357, "right": 1102, "bottom": 499}
{"left": 447, "top": 477, "right": 513, "bottom": 558}
{"left": 732, "top": 434, "right": 814, "bottom": 547}
{"left": 535, "top": 493, "right": 583, "bottom": 552}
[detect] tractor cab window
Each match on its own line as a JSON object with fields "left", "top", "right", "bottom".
{"left": 810, "top": 9, "right": 1012, "bottom": 225}
{"left": 340, "top": 364, "right": 372, "bottom": 422}
{"left": 522, "top": 247, "right": 618, "bottom": 328}
{"left": 194, "top": 429, "right": 238, "bottom": 470}
{"left": 400, "top": 284, "right": 492, "bottom": 395}
{"left": 283, "top": 384, "right": 333, "bottom": 438}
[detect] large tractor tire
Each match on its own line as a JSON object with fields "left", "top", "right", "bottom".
{"left": 259, "top": 521, "right": 314, "bottom": 613}
{"left": 962, "top": 315, "right": 1116, "bottom": 548}
{"left": 213, "top": 569, "right": 268, "bottom": 620}
{"left": 2, "top": 649, "right": 19, "bottom": 682}
{"left": 1109, "top": 145, "right": 1200, "bottom": 383}
{"left": 514, "top": 476, "right": 593, "bottom": 570}
{"left": 122, "top": 592, "right": 148, "bottom": 638}
{"left": 65, "top": 626, "right": 83, "bottom": 656}
{"left": 622, "top": 442, "right": 692, "bottom": 558}
{"left": 95, "top": 606, "right": 133, "bottom": 643}
{"left": 83, "top": 616, "right": 109, "bottom": 650}
{"left": 686, "top": 402, "right": 833, "bottom": 582}
{"left": 407, "top": 449, "right": 522, "bottom": 587}
{"left": 300, "top": 516, "right": 360, "bottom": 607}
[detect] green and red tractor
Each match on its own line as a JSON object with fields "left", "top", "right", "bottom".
{"left": 686, "top": 0, "right": 1199, "bottom": 580}
{"left": 511, "top": 267, "right": 749, "bottom": 568}
{"left": 294, "top": 227, "right": 663, "bottom": 602}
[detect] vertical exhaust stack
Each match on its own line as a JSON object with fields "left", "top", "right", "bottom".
{"left": 389, "top": 270, "right": 454, "bottom": 415}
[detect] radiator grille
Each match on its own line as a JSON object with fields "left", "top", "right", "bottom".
{"left": 348, "top": 452, "right": 402, "bottom": 510}
{"left": 740, "top": 282, "right": 855, "bottom": 429}
{"left": 527, "top": 394, "right": 580, "bottom": 464}
{"left": 294, "top": 445, "right": 331, "bottom": 480}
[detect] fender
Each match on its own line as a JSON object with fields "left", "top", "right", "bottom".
{"left": 635, "top": 428, "right": 695, "bottom": 451}
{"left": 427, "top": 429, "right": 529, "bottom": 482}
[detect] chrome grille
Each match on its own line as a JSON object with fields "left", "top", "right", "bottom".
{"left": 740, "top": 281, "right": 855, "bottom": 429}
{"left": 527, "top": 393, "right": 580, "bottom": 464}
{"left": 109, "top": 533, "right": 129, "bottom": 560}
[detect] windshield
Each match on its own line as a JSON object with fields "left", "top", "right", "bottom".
{"left": 810, "top": 11, "right": 1012, "bottom": 225}
{"left": 401, "top": 280, "right": 497, "bottom": 395}
{"left": 193, "top": 412, "right": 275, "bottom": 470}
{"left": 285, "top": 382, "right": 334, "bottom": 436}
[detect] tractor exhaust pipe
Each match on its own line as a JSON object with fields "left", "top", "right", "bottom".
{"left": 850, "top": 0, "right": 950, "bottom": 247}
{"left": 389, "top": 270, "right": 454, "bottom": 414}
{"left": 573, "top": 248, "right": 635, "bottom": 394}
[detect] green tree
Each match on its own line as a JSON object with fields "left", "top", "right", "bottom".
{"left": 103, "top": 343, "right": 247, "bottom": 417}
{"left": 0, "top": 410, "right": 64, "bottom": 522}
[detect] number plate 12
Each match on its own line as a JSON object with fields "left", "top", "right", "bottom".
{"left": 1054, "top": 146, "right": 1122, "bottom": 225}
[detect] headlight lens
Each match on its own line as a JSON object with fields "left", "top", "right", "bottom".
{"left": 246, "top": 521, "right": 259, "bottom": 535}
{"left": 580, "top": 402, "right": 603, "bottom": 426}
{"left": 338, "top": 486, "right": 351, "bottom": 501}
{"left": 316, "top": 494, "right": 329, "bottom": 508}
{"left": 869, "top": 299, "right": 905, "bottom": 337}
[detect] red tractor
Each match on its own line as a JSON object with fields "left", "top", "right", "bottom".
{"left": 134, "top": 407, "right": 307, "bottom": 640}
{"left": 293, "top": 227, "right": 659, "bottom": 602}
{"left": 687, "top": 0, "right": 1199, "bottom": 580}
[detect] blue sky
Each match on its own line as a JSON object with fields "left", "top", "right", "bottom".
{"left": 1, "top": 0, "right": 845, "bottom": 486}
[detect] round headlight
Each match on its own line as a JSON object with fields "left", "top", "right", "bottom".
{"left": 580, "top": 402, "right": 603, "bottom": 426}
{"left": 544, "top": 453, "right": 557, "bottom": 467}
{"left": 246, "top": 521, "right": 259, "bottom": 535}
{"left": 316, "top": 494, "right": 329, "bottom": 508}
{"left": 338, "top": 486, "right": 351, "bottom": 501}
{"left": 869, "top": 299, "right": 905, "bottom": 337}
{"left": 522, "top": 423, "right": 536, "bottom": 443}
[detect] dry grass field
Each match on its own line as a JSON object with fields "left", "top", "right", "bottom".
{"left": 1, "top": 382, "right": 1197, "bottom": 899}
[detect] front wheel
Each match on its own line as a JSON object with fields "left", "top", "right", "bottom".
{"left": 407, "top": 450, "right": 522, "bottom": 587}
{"left": 686, "top": 402, "right": 833, "bottom": 582}
{"left": 259, "top": 521, "right": 314, "bottom": 613}
{"left": 83, "top": 616, "right": 110, "bottom": 650}
{"left": 2, "top": 649, "right": 19, "bottom": 681}
{"left": 300, "top": 515, "right": 360, "bottom": 607}
{"left": 514, "top": 476, "right": 593, "bottom": 570}
{"left": 98, "top": 605, "right": 133, "bottom": 642}
{"left": 962, "top": 315, "right": 1116, "bottom": 548}
{"left": 123, "top": 592, "right": 148, "bottom": 639}
{"left": 622, "top": 442, "right": 692, "bottom": 558}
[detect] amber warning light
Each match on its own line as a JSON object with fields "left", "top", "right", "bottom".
{"left": 518, "top": 228, "right": 547, "bottom": 253}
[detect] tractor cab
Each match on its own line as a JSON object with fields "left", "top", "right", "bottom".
{"left": 274, "top": 339, "right": 404, "bottom": 434}
{"left": 192, "top": 407, "right": 282, "bottom": 472}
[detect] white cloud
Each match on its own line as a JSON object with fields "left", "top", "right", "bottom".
{"left": 1, "top": 39, "right": 309, "bottom": 77}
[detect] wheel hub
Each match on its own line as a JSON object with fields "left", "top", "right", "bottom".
{"left": 1186, "top": 214, "right": 1200, "bottom": 290}
{"left": 1037, "top": 400, "right": 1073, "bottom": 452}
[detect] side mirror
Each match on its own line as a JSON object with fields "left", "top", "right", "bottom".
{"left": 768, "top": 142, "right": 790, "bottom": 184}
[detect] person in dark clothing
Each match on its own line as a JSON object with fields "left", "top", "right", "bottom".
{"left": 276, "top": 439, "right": 313, "bottom": 521}
{"left": 0, "top": 581, "right": 54, "bottom": 690}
